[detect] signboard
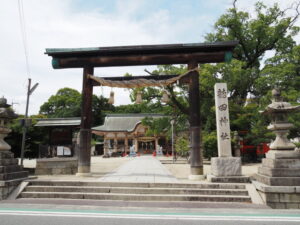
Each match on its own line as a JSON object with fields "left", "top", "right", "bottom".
{"left": 214, "top": 83, "right": 232, "bottom": 157}
{"left": 57, "top": 146, "right": 64, "bottom": 156}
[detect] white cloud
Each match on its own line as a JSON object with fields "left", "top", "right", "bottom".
{"left": 1, "top": 0, "right": 299, "bottom": 116}
{"left": 0, "top": 0, "right": 192, "bottom": 115}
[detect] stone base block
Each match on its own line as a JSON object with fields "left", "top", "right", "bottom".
{"left": 0, "top": 151, "right": 14, "bottom": 159}
{"left": 188, "top": 174, "right": 206, "bottom": 181}
{"left": 0, "top": 150, "right": 28, "bottom": 200}
{"left": 35, "top": 157, "right": 78, "bottom": 175}
{"left": 207, "top": 175, "right": 250, "bottom": 183}
{"left": 253, "top": 181, "right": 300, "bottom": 209}
{"left": 262, "top": 158, "right": 300, "bottom": 169}
{"left": 254, "top": 173, "right": 300, "bottom": 186}
{"left": 75, "top": 172, "right": 92, "bottom": 177}
{"left": 211, "top": 157, "right": 241, "bottom": 177}
{"left": 258, "top": 166, "right": 300, "bottom": 177}
{"left": 266, "top": 150, "right": 300, "bottom": 159}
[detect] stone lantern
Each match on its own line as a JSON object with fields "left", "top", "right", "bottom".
{"left": 0, "top": 97, "right": 17, "bottom": 151}
{"left": 254, "top": 89, "right": 300, "bottom": 209}
{"left": 0, "top": 97, "right": 28, "bottom": 200}
{"left": 262, "top": 88, "right": 300, "bottom": 155}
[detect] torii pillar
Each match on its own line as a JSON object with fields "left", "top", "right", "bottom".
{"left": 188, "top": 62, "right": 204, "bottom": 180}
{"left": 76, "top": 66, "right": 94, "bottom": 176}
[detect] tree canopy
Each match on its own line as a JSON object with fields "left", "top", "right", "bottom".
{"left": 124, "top": 0, "right": 300, "bottom": 158}
{"left": 39, "top": 87, "right": 114, "bottom": 126}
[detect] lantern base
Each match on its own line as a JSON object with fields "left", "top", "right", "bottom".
{"left": 266, "top": 150, "right": 300, "bottom": 159}
{"left": 0, "top": 151, "right": 28, "bottom": 200}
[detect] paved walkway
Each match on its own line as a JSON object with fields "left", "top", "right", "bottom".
{"left": 98, "top": 156, "right": 179, "bottom": 183}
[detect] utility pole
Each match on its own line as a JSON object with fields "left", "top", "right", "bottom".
{"left": 20, "top": 78, "right": 38, "bottom": 166}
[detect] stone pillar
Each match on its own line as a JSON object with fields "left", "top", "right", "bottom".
{"left": 254, "top": 89, "right": 300, "bottom": 209}
{"left": 208, "top": 83, "right": 247, "bottom": 183}
{"left": 215, "top": 83, "right": 232, "bottom": 157}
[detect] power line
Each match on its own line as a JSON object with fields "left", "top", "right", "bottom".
{"left": 17, "top": 0, "right": 30, "bottom": 78}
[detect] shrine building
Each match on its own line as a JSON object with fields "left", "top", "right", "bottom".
{"left": 92, "top": 114, "right": 168, "bottom": 155}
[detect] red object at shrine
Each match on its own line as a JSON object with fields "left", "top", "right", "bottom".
{"left": 240, "top": 140, "right": 270, "bottom": 156}
{"left": 256, "top": 143, "right": 270, "bottom": 156}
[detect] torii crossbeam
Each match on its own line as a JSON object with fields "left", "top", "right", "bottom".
{"left": 45, "top": 41, "right": 238, "bottom": 179}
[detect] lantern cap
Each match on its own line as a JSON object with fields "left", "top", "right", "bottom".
{"left": 0, "top": 97, "right": 17, "bottom": 120}
{"left": 262, "top": 89, "right": 300, "bottom": 114}
{"left": 0, "top": 97, "right": 11, "bottom": 108}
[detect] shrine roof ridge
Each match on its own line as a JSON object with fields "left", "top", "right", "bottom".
{"left": 35, "top": 117, "right": 81, "bottom": 127}
{"left": 92, "top": 114, "right": 166, "bottom": 132}
{"left": 105, "top": 113, "right": 166, "bottom": 117}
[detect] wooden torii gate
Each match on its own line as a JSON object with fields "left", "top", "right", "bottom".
{"left": 45, "top": 41, "right": 238, "bottom": 179}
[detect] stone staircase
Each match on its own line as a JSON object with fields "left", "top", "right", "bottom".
{"left": 19, "top": 180, "right": 251, "bottom": 203}
{"left": 0, "top": 151, "right": 28, "bottom": 200}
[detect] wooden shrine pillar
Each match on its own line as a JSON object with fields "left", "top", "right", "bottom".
{"left": 125, "top": 136, "right": 129, "bottom": 154}
{"left": 134, "top": 138, "right": 139, "bottom": 153}
{"left": 77, "top": 66, "right": 94, "bottom": 176}
{"left": 155, "top": 137, "right": 159, "bottom": 151}
{"left": 113, "top": 134, "right": 118, "bottom": 152}
{"left": 188, "top": 62, "right": 204, "bottom": 180}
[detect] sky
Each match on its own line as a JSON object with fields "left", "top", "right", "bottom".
{"left": 0, "top": 0, "right": 297, "bottom": 115}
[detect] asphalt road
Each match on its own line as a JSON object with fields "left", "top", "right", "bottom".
{"left": 1, "top": 208, "right": 300, "bottom": 225}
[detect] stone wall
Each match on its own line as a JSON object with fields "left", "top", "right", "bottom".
{"left": 35, "top": 157, "right": 78, "bottom": 175}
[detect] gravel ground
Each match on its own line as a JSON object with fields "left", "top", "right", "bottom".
{"left": 21, "top": 156, "right": 259, "bottom": 181}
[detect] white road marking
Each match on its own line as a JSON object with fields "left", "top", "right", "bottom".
{"left": 0, "top": 210, "right": 300, "bottom": 222}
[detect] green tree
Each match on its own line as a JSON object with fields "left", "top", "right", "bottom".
{"left": 6, "top": 115, "right": 48, "bottom": 158}
{"left": 175, "top": 135, "right": 189, "bottom": 157}
{"left": 39, "top": 88, "right": 81, "bottom": 118}
{"left": 205, "top": 0, "right": 300, "bottom": 102}
{"left": 39, "top": 87, "right": 114, "bottom": 126}
{"left": 200, "top": 1, "right": 300, "bottom": 155}
{"left": 119, "top": 1, "right": 300, "bottom": 157}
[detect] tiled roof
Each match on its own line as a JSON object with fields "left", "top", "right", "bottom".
{"left": 35, "top": 118, "right": 81, "bottom": 127}
{"left": 92, "top": 114, "right": 164, "bottom": 132}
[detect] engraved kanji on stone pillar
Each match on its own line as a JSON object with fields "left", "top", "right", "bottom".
{"left": 214, "top": 83, "right": 232, "bottom": 157}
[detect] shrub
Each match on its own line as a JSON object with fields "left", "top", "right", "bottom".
{"left": 175, "top": 135, "right": 189, "bottom": 157}
{"left": 203, "top": 131, "right": 218, "bottom": 160}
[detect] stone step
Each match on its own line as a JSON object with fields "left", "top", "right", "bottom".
{"left": 0, "top": 158, "right": 18, "bottom": 166}
{"left": 0, "top": 165, "right": 23, "bottom": 174}
{"left": 208, "top": 175, "right": 250, "bottom": 183}
{"left": 24, "top": 185, "right": 249, "bottom": 196}
{"left": 28, "top": 181, "right": 246, "bottom": 190}
{"left": 20, "top": 191, "right": 251, "bottom": 202}
{"left": 0, "top": 171, "right": 28, "bottom": 180}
